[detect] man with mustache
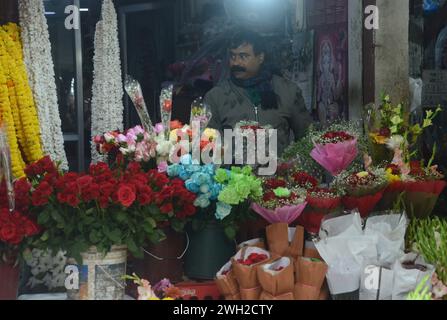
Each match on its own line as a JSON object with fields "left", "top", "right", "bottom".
{"left": 204, "top": 29, "right": 313, "bottom": 156}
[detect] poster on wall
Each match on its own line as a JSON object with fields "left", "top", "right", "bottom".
{"left": 283, "top": 30, "right": 315, "bottom": 112}
{"left": 315, "top": 26, "right": 348, "bottom": 125}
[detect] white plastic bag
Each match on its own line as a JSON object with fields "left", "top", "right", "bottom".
{"left": 364, "top": 213, "right": 408, "bottom": 267}
{"left": 392, "top": 252, "right": 435, "bottom": 300}
{"left": 326, "top": 257, "right": 361, "bottom": 296}
{"left": 409, "top": 78, "right": 422, "bottom": 114}
{"left": 319, "top": 211, "right": 363, "bottom": 239}
{"left": 359, "top": 264, "right": 394, "bottom": 300}
{"left": 315, "top": 236, "right": 376, "bottom": 298}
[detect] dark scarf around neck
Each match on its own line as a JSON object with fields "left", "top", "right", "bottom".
{"left": 230, "top": 70, "right": 278, "bottom": 110}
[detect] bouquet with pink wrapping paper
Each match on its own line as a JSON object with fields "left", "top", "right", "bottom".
{"left": 251, "top": 186, "right": 307, "bottom": 224}
{"left": 310, "top": 131, "right": 358, "bottom": 176}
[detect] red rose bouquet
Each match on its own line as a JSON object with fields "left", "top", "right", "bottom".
{"left": 297, "top": 188, "right": 343, "bottom": 234}
{"left": 251, "top": 186, "right": 308, "bottom": 225}
{"left": 333, "top": 168, "right": 388, "bottom": 218}
{"left": 231, "top": 246, "right": 272, "bottom": 300}
{"left": 310, "top": 129, "right": 358, "bottom": 176}
{"left": 381, "top": 160, "right": 446, "bottom": 218}
{"left": 290, "top": 171, "right": 319, "bottom": 190}
{"left": 1, "top": 174, "right": 41, "bottom": 264}
{"left": 17, "top": 156, "right": 197, "bottom": 263}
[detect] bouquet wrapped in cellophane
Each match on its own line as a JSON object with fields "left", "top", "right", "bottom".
{"left": 297, "top": 188, "right": 343, "bottom": 234}
{"left": 310, "top": 127, "right": 359, "bottom": 176}
{"left": 333, "top": 167, "right": 388, "bottom": 218}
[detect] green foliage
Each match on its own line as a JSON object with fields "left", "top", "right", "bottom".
{"left": 407, "top": 217, "right": 447, "bottom": 284}
{"left": 26, "top": 200, "right": 167, "bottom": 264}
{"left": 407, "top": 275, "right": 432, "bottom": 300}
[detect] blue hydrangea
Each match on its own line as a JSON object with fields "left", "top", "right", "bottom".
{"left": 202, "top": 163, "right": 216, "bottom": 176}
{"left": 199, "top": 184, "right": 210, "bottom": 194}
{"left": 179, "top": 167, "right": 191, "bottom": 181}
{"left": 215, "top": 202, "right": 232, "bottom": 220}
{"left": 185, "top": 179, "right": 200, "bottom": 193}
{"left": 191, "top": 172, "right": 211, "bottom": 185}
{"left": 167, "top": 164, "right": 181, "bottom": 177}
{"left": 180, "top": 154, "right": 192, "bottom": 165}
{"left": 194, "top": 194, "right": 211, "bottom": 208}
{"left": 185, "top": 164, "right": 201, "bottom": 174}
{"left": 210, "top": 183, "right": 222, "bottom": 201}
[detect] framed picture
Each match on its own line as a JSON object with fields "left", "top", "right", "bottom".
{"left": 315, "top": 26, "right": 348, "bottom": 125}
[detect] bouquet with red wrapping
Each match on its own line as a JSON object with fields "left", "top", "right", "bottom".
{"left": 297, "top": 188, "right": 343, "bottom": 234}
{"left": 333, "top": 168, "right": 388, "bottom": 218}
{"left": 381, "top": 160, "right": 446, "bottom": 218}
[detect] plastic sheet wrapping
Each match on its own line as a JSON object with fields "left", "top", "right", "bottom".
{"left": 392, "top": 253, "right": 435, "bottom": 300}
{"left": 190, "top": 97, "right": 212, "bottom": 132}
{"left": 310, "top": 139, "right": 358, "bottom": 176}
{"left": 364, "top": 212, "right": 408, "bottom": 267}
{"left": 0, "top": 124, "right": 15, "bottom": 212}
{"left": 159, "top": 84, "right": 173, "bottom": 140}
{"left": 124, "top": 75, "right": 154, "bottom": 136}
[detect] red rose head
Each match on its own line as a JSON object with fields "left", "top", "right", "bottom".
{"left": 117, "top": 184, "right": 136, "bottom": 207}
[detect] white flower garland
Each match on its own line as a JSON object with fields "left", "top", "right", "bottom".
{"left": 91, "top": 0, "right": 124, "bottom": 163}
{"left": 18, "top": 0, "right": 68, "bottom": 170}
{"left": 25, "top": 249, "right": 67, "bottom": 291}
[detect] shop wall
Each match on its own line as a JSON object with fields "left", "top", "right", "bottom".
{"left": 0, "top": 0, "right": 18, "bottom": 24}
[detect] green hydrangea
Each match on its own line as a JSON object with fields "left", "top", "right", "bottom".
{"left": 217, "top": 166, "right": 262, "bottom": 205}
{"left": 218, "top": 187, "right": 240, "bottom": 205}
{"left": 215, "top": 168, "right": 229, "bottom": 184}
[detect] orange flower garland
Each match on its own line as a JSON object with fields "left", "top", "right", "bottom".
{"left": 0, "top": 23, "right": 43, "bottom": 177}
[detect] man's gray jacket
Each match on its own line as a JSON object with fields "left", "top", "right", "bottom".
{"left": 204, "top": 75, "right": 313, "bottom": 156}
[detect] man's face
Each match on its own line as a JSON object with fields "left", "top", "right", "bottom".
{"left": 229, "top": 43, "right": 264, "bottom": 80}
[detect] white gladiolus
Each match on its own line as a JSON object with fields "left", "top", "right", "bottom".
{"left": 18, "top": 0, "right": 68, "bottom": 169}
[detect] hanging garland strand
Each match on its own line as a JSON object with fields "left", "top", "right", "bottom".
{"left": 91, "top": 0, "right": 124, "bottom": 163}
{"left": 0, "top": 43, "right": 25, "bottom": 177}
{"left": 18, "top": 0, "right": 68, "bottom": 170}
{"left": 0, "top": 23, "right": 43, "bottom": 177}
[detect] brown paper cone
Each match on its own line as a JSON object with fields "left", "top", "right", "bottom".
{"left": 303, "top": 247, "right": 322, "bottom": 260}
{"left": 259, "top": 291, "right": 294, "bottom": 300}
{"left": 215, "top": 271, "right": 239, "bottom": 296}
{"left": 286, "top": 226, "right": 304, "bottom": 259}
{"left": 295, "top": 257, "right": 328, "bottom": 289}
{"left": 266, "top": 223, "right": 289, "bottom": 256}
{"left": 225, "top": 293, "right": 241, "bottom": 300}
{"left": 318, "top": 282, "right": 329, "bottom": 300}
{"left": 294, "top": 283, "right": 321, "bottom": 300}
{"left": 232, "top": 257, "right": 272, "bottom": 289}
{"left": 238, "top": 239, "right": 266, "bottom": 250}
{"left": 240, "top": 286, "right": 262, "bottom": 300}
{"left": 257, "top": 261, "right": 294, "bottom": 296}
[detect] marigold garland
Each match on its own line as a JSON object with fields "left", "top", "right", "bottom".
{"left": 0, "top": 23, "right": 43, "bottom": 177}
